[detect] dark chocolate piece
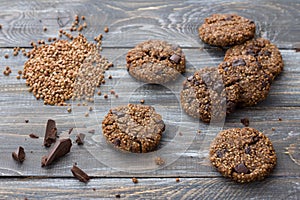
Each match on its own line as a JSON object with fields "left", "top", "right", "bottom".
{"left": 12, "top": 146, "right": 26, "bottom": 163}
{"left": 44, "top": 119, "right": 57, "bottom": 147}
{"left": 75, "top": 133, "right": 85, "bottom": 145}
{"left": 71, "top": 165, "right": 90, "bottom": 183}
{"left": 41, "top": 138, "right": 72, "bottom": 167}
{"left": 29, "top": 133, "right": 39, "bottom": 139}
{"left": 241, "top": 118, "right": 250, "bottom": 127}
{"left": 234, "top": 163, "right": 249, "bottom": 174}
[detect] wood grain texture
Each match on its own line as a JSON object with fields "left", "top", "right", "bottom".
{"left": 0, "top": 48, "right": 299, "bottom": 177}
{"left": 0, "top": 0, "right": 299, "bottom": 198}
{"left": 0, "top": 177, "right": 299, "bottom": 199}
{"left": 0, "top": 0, "right": 299, "bottom": 48}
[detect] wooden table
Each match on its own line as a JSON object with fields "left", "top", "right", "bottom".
{"left": 0, "top": 0, "right": 299, "bottom": 199}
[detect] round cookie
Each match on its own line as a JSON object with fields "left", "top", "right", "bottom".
{"left": 102, "top": 104, "right": 165, "bottom": 153}
{"left": 224, "top": 38, "right": 284, "bottom": 79}
{"left": 210, "top": 127, "right": 277, "bottom": 183}
{"left": 218, "top": 55, "right": 273, "bottom": 107}
{"left": 199, "top": 14, "right": 256, "bottom": 47}
{"left": 180, "top": 67, "right": 228, "bottom": 123}
{"left": 126, "top": 40, "right": 186, "bottom": 84}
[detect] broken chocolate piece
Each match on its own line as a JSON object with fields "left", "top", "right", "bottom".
{"left": 88, "top": 129, "right": 95, "bottom": 134}
{"left": 241, "top": 118, "right": 250, "bottom": 127}
{"left": 44, "top": 119, "right": 57, "bottom": 147}
{"left": 234, "top": 163, "right": 249, "bottom": 174}
{"left": 170, "top": 54, "right": 181, "bottom": 63}
{"left": 75, "top": 133, "right": 85, "bottom": 145}
{"left": 29, "top": 133, "right": 39, "bottom": 139}
{"left": 71, "top": 165, "right": 90, "bottom": 183}
{"left": 68, "top": 128, "right": 74, "bottom": 135}
{"left": 41, "top": 138, "right": 72, "bottom": 167}
{"left": 12, "top": 146, "right": 26, "bottom": 163}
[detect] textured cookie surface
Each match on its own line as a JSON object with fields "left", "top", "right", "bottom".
{"left": 210, "top": 127, "right": 277, "bottom": 183}
{"left": 180, "top": 67, "right": 227, "bottom": 123}
{"left": 218, "top": 55, "right": 272, "bottom": 107}
{"left": 126, "top": 40, "right": 185, "bottom": 84}
{"left": 199, "top": 14, "right": 255, "bottom": 47}
{"left": 102, "top": 104, "right": 165, "bottom": 153}
{"left": 224, "top": 38, "right": 283, "bottom": 79}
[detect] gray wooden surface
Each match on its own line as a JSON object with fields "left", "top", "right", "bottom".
{"left": 0, "top": 0, "right": 299, "bottom": 199}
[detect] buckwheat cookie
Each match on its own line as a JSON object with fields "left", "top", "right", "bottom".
{"left": 218, "top": 55, "right": 273, "bottom": 107}
{"left": 102, "top": 104, "right": 165, "bottom": 153}
{"left": 210, "top": 127, "right": 277, "bottom": 183}
{"left": 180, "top": 67, "right": 227, "bottom": 123}
{"left": 199, "top": 14, "right": 256, "bottom": 47}
{"left": 224, "top": 37, "right": 284, "bottom": 79}
{"left": 126, "top": 40, "right": 186, "bottom": 84}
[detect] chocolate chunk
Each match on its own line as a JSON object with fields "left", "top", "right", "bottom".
{"left": 250, "top": 135, "right": 261, "bottom": 145}
{"left": 12, "top": 146, "right": 25, "bottom": 163}
{"left": 170, "top": 54, "right": 181, "bottom": 63}
{"left": 245, "top": 146, "right": 251, "bottom": 154}
{"left": 71, "top": 165, "right": 90, "bottom": 183}
{"left": 41, "top": 138, "right": 72, "bottom": 167}
{"left": 216, "top": 149, "right": 227, "bottom": 158}
{"left": 88, "top": 129, "right": 95, "bottom": 134}
{"left": 29, "top": 133, "right": 39, "bottom": 139}
{"left": 113, "top": 138, "right": 121, "bottom": 146}
{"left": 44, "top": 119, "right": 57, "bottom": 147}
{"left": 68, "top": 128, "right": 74, "bottom": 135}
{"left": 232, "top": 58, "right": 246, "bottom": 67}
{"left": 75, "top": 133, "right": 85, "bottom": 145}
{"left": 246, "top": 49, "right": 256, "bottom": 56}
{"left": 234, "top": 163, "right": 249, "bottom": 174}
{"left": 240, "top": 118, "right": 250, "bottom": 127}
{"left": 115, "top": 194, "right": 121, "bottom": 198}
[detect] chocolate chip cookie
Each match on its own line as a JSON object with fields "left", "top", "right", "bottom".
{"left": 210, "top": 127, "right": 277, "bottom": 183}
{"left": 199, "top": 14, "right": 256, "bottom": 47}
{"left": 180, "top": 67, "right": 227, "bottom": 123}
{"left": 102, "top": 104, "right": 165, "bottom": 153}
{"left": 218, "top": 55, "right": 273, "bottom": 107}
{"left": 224, "top": 38, "right": 283, "bottom": 79}
{"left": 126, "top": 40, "right": 186, "bottom": 84}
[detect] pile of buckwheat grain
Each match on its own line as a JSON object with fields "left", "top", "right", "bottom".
{"left": 22, "top": 17, "right": 113, "bottom": 106}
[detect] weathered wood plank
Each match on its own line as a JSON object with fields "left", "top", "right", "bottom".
{"left": 0, "top": 177, "right": 299, "bottom": 199}
{"left": 0, "top": 47, "right": 299, "bottom": 177}
{"left": 0, "top": 0, "right": 299, "bottom": 48}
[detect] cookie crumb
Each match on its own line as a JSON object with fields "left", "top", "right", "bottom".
{"left": 104, "top": 26, "right": 109, "bottom": 33}
{"left": 278, "top": 118, "right": 282, "bottom": 121}
{"left": 175, "top": 178, "right": 180, "bottom": 182}
{"left": 132, "top": 177, "right": 138, "bottom": 184}
{"left": 25, "top": 120, "right": 29, "bottom": 123}
{"left": 271, "top": 128, "right": 276, "bottom": 131}
{"left": 140, "top": 99, "right": 145, "bottom": 104}
{"left": 241, "top": 118, "right": 250, "bottom": 127}
{"left": 115, "top": 194, "right": 121, "bottom": 198}
{"left": 67, "top": 107, "right": 72, "bottom": 113}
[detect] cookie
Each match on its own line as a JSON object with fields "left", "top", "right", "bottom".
{"left": 210, "top": 127, "right": 277, "bottom": 183}
{"left": 126, "top": 40, "right": 186, "bottom": 84}
{"left": 224, "top": 38, "right": 283, "bottom": 79}
{"left": 180, "top": 67, "right": 227, "bottom": 123}
{"left": 199, "top": 14, "right": 256, "bottom": 47}
{"left": 218, "top": 55, "right": 273, "bottom": 107}
{"left": 102, "top": 104, "right": 165, "bottom": 153}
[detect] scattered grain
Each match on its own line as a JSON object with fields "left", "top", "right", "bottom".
{"left": 132, "top": 177, "right": 138, "bottom": 184}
